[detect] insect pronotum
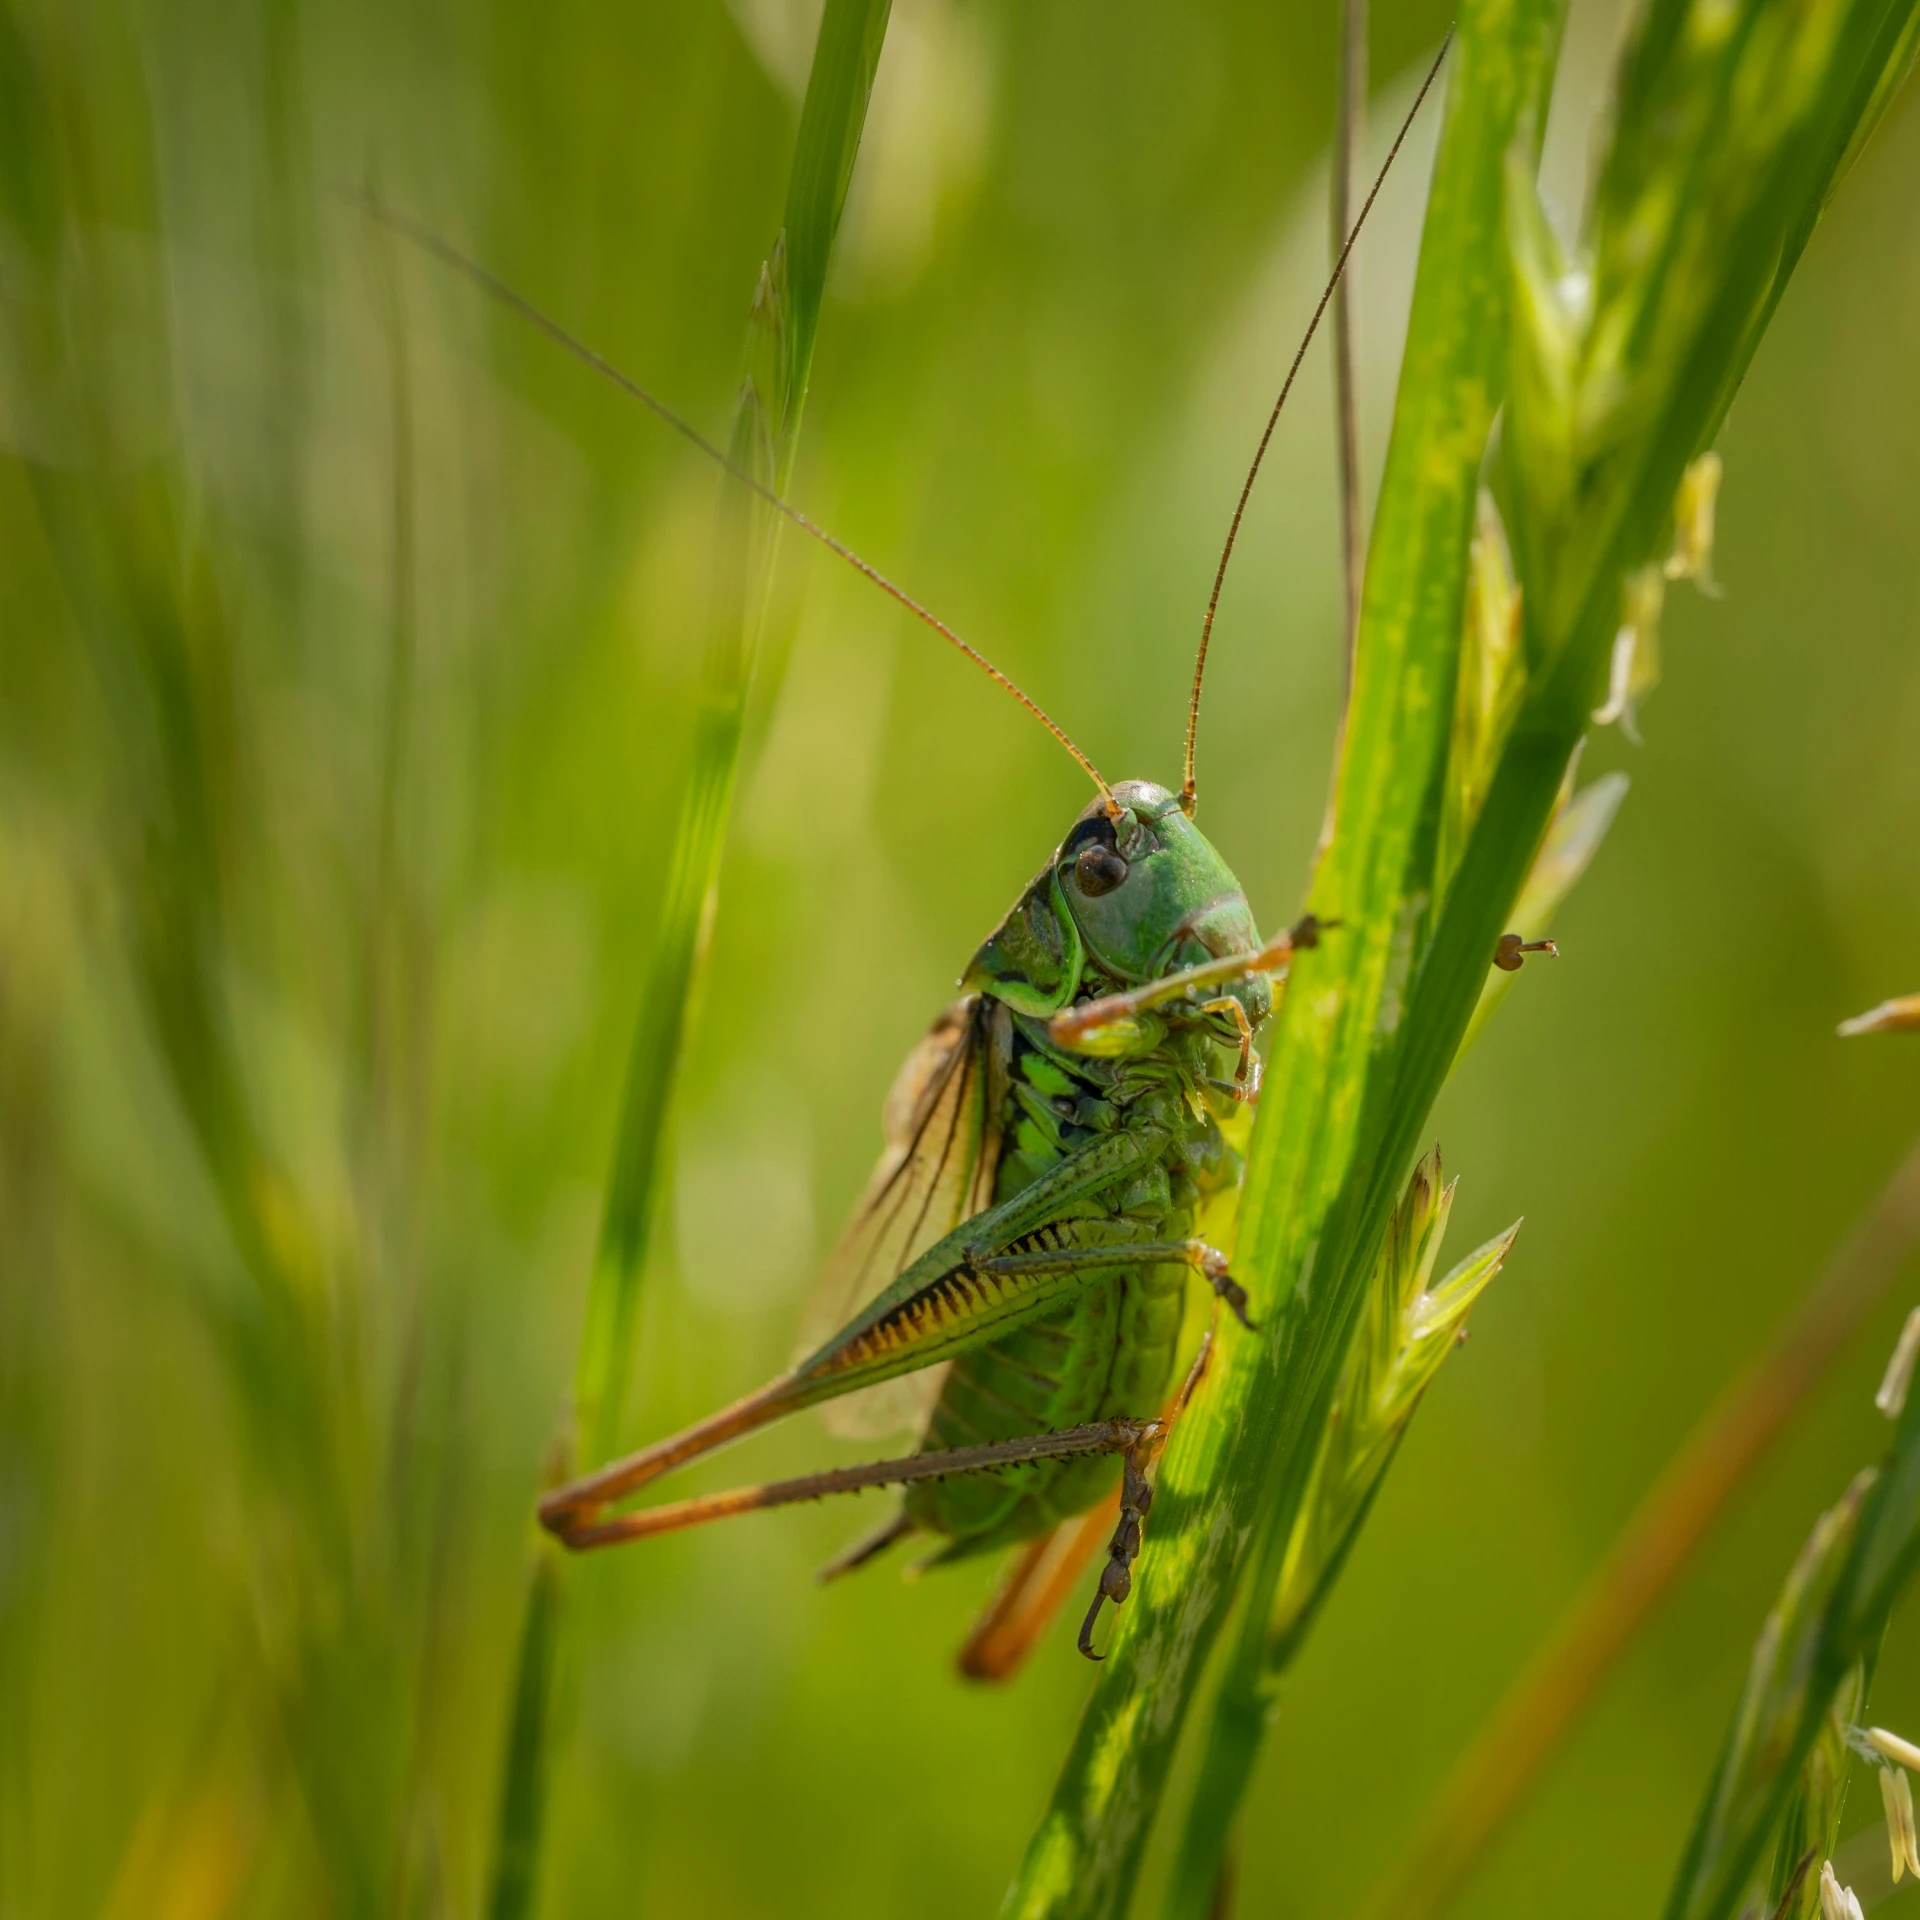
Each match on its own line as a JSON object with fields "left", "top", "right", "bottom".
{"left": 371, "top": 31, "right": 1488, "bottom": 1672}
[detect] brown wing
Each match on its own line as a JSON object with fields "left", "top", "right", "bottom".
{"left": 796, "top": 993, "right": 1008, "bottom": 1439}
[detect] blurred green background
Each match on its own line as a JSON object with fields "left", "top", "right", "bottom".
{"left": 3, "top": 0, "right": 1919, "bottom": 1915}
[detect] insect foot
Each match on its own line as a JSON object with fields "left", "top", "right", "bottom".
{"left": 1197, "top": 1247, "right": 1256, "bottom": 1331}
{"left": 1206, "top": 1059, "right": 1264, "bottom": 1105}
{"left": 1493, "top": 933, "right": 1558, "bottom": 972}
{"left": 1079, "top": 1438, "right": 1158, "bottom": 1661}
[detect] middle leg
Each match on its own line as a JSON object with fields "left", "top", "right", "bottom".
{"left": 972, "top": 1238, "right": 1254, "bottom": 1329}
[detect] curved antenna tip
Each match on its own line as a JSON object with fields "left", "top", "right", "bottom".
{"left": 1180, "top": 28, "right": 1454, "bottom": 806}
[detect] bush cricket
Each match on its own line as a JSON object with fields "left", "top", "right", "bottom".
{"left": 368, "top": 36, "right": 1497, "bottom": 1673}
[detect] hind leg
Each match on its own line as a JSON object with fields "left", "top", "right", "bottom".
{"left": 545, "top": 1417, "right": 1163, "bottom": 1551}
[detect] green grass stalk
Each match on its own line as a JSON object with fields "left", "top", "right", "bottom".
{"left": 569, "top": 0, "right": 895, "bottom": 1466}
{"left": 1004, "top": 0, "right": 1920, "bottom": 1908}
{"left": 1163, "top": 0, "right": 1920, "bottom": 1904}
{"left": 1164, "top": 1157, "right": 1518, "bottom": 1920}
{"left": 1001, "top": 5, "right": 1564, "bottom": 1909}
{"left": 1350, "top": 1133, "right": 1920, "bottom": 1920}
{"left": 0, "top": 15, "right": 425, "bottom": 1912}
{"left": 1662, "top": 1330, "right": 1920, "bottom": 1920}
{"left": 484, "top": 7, "right": 894, "bottom": 1915}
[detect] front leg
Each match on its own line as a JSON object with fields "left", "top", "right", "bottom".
{"left": 1198, "top": 994, "right": 1259, "bottom": 1098}
{"left": 1049, "top": 912, "right": 1330, "bottom": 1049}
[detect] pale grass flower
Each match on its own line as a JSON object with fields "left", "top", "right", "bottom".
{"left": 1883, "top": 1763, "right": 1920, "bottom": 1880}
{"left": 1838, "top": 993, "right": 1920, "bottom": 1037}
{"left": 1592, "top": 566, "right": 1666, "bottom": 742}
{"left": 1865, "top": 1725, "right": 1920, "bottom": 1771}
{"left": 1820, "top": 1860, "right": 1865, "bottom": 1920}
{"left": 1664, "top": 450, "right": 1723, "bottom": 591}
{"left": 1877, "top": 1307, "right": 1920, "bottom": 1420}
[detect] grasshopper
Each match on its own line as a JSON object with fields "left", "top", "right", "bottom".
{"left": 541, "top": 806, "right": 1326, "bottom": 1663}
{"left": 374, "top": 40, "right": 1474, "bottom": 1670}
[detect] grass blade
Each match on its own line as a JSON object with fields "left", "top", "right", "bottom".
{"left": 1198, "top": 0, "right": 1920, "bottom": 1902}
{"left": 484, "top": 7, "right": 894, "bottom": 1915}
{"left": 1163, "top": 1158, "right": 1518, "bottom": 1920}
{"left": 1664, "top": 1300, "right": 1920, "bottom": 1920}
{"left": 1001, "top": 7, "right": 1567, "bottom": 1912}
{"left": 1351, "top": 1133, "right": 1920, "bottom": 1920}
{"left": 1006, "top": 0, "right": 1918, "bottom": 1906}
{"left": 486, "top": 1553, "right": 565, "bottom": 1920}
{"left": 1666, "top": 1477, "right": 1872, "bottom": 1920}
{"left": 0, "top": 17, "right": 408, "bottom": 1911}
{"left": 570, "top": 0, "right": 894, "bottom": 1469}
{"left": 1331, "top": 0, "right": 1369, "bottom": 674}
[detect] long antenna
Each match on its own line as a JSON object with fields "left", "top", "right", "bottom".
{"left": 1331, "top": 0, "right": 1370, "bottom": 685}
{"left": 352, "top": 188, "right": 1118, "bottom": 817}
{"left": 1180, "top": 28, "right": 1453, "bottom": 816}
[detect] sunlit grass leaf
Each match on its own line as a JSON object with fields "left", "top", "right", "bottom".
{"left": 1270, "top": 1153, "right": 1516, "bottom": 1665}
{"left": 777, "top": 0, "right": 895, "bottom": 428}
{"left": 1003, "top": 19, "right": 1571, "bottom": 1914}
{"left": 1005, "top": 0, "right": 1919, "bottom": 1907}
{"left": 1163, "top": 1153, "right": 1516, "bottom": 1920}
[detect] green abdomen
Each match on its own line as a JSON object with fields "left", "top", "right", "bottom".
{"left": 904, "top": 1222, "right": 1188, "bottom": 1559}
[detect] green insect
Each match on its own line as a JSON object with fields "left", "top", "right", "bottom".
{"left": 376, "top": 49, "right": 1450, "bottom": 1669}
{"left": 542, "top": 774, "right": 1321, "bottom": 1662}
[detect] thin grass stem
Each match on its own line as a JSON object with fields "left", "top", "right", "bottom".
{"left": 1007, "top": 0, "right": 1920, "bottom": 1908}
{"left": 482, "top": 8, "right": 895, "bottom": 1915}
{"left": 1351, "top": 1133, "right": 1920, "bottom": 1920}
{"left": 1003, "top": 12, "right": 1569, "bottom": 1912}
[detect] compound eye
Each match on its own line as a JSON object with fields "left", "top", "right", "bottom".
{"left": 1074, "top": 844, "right": 1128, "bottom": 897}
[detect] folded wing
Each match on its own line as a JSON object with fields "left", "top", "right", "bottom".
{"left": 797, "top": 994, "right": 1009, "bottom": 1438}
